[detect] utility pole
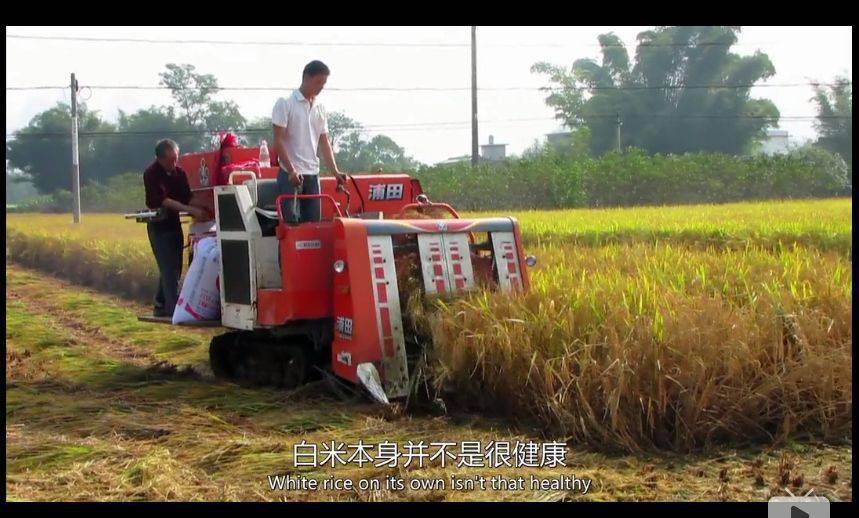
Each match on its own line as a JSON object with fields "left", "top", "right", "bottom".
{"left": 471, "top": 26, "right": 479, "bottom": 167}
{"left": 616, "top": 112, "right": 622, "bottom": 153}
{"left": 70, "top": 73, "right": 81, "bottom": 223}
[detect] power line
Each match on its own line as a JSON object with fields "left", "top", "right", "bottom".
{"left": 6, "top": 33, "right": 774, "bottom": 50}
{"left": 557, "top": 82, "right": 852, "bottom": 92}
{"left": 487, "top": 42, "right": 776, "bottom": 49}
{"left": 6, "top": 34, "right": 468, "bottom": 48}
{"left": 6, "top": 86, "right": 68, "bottom": 91}
{"left": 6, "top": 81, "right": 851, "bottom": 93}
{"left": 5, "top": 126, "right": 464, "bottom": 138}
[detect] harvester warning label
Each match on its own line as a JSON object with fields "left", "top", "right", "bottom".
{"left": 295, "top": 240, "right": 322, "bottom": 250}
{"left": 336, "top": 316, "right": 353, "bottom": 340}
{"left": 337, "top": 351, "right": 352, "bottom": 366}
{"left": 369, "top": 183, "right": 404, "bottom": 201}
{"left": 198, "top": 160, "right": 210, "bottom": 187}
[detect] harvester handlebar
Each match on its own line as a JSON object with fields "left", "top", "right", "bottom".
{"left": 347, "top": 174, "right": 366, "bottom": 214}
{"left": 228, "top": 171, "right": 259, "bottom": 205}
{"left": 337, "top": 182, "right": 352, "bottom": 218}
{"left": 275, "top": 194, "right": 343, "bottom": 224}
{"left": 124, "top": 210, "right": 159, "bottom": 220}
{"left": 123, "top": 209, "right": 195, "bottom": 223}
{"left": 124, "top": 208, "right": 186, "bottom": 223}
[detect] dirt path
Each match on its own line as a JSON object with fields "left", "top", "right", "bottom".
{"left": 6, "top": 258, "right": 217, "bottom": 337}
{"left": 10, "top": 287, "right": 157, "bottom": 368}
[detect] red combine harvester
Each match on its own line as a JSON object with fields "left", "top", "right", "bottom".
{"left": 133, "top": 145, "right": 535, "bottom": 403}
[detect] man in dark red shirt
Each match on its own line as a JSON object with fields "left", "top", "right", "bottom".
{"left": 143, "top": 139, "right": 207, "bottom": 317}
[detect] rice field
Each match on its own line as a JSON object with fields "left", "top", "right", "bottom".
{"left": 8, "top": 197, "right": 852, "bottom": 250}
{"left": 466, "top": 198, "right": 851, "bottom": 253}
{"left": 423, "top": 242, "right": 851, "bottom": 451}
{"left": 5, "top": 198, "right": 853, "bottom": 500}
{"left": 6, "top": 198, "right": 852, "bottom": 302}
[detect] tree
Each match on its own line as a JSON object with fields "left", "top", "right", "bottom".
{"left": 319, "top": 110, "right": 421, "bottom": 172}
{"left": 98, "top": 105, "right": 202, "bottom": 177}
{"left": 335, "top": 133, "right": 420, "bottom": 172}
{"left": 327, "top": 111, "right": 362, "bottom": 149}
{"left": 812, "top": 76, "right": 852, "bottom": 175}
{"left": 8, "top": 65, "right": 251, "bottom": 194}
{"left": 241, "top": 117, "right": 273, "bottom": 148}
{"left": 532, "top": 27, "right": 780, "bottom": 155}
{"left": 159, "top": 63, "right": 246, "bottom": 139}
{"left": 6, "top": 102, "right": 116, "bottom": 193}
{"left": 205, "top": 99, "right": 246, "bottom": 136}
{"left": 5, "top": 170, "right": 38, "bottom": 204}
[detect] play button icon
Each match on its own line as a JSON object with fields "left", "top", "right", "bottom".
{"left": 769, "top": 496, "right": 829, "bottom": 518}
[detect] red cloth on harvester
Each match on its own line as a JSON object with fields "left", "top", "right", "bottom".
{"left": 213, "top": 132, "right": 240, "bottom": 186}
{"left": 219, "top": 132, "right": 238, "bottom": 149}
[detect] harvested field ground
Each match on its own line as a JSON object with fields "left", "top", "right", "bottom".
{"left": 5, "top": 263, "right": 852, "bottom": 501}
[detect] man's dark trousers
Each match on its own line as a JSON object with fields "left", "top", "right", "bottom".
{"left": 147, "top": 223, "right": 184, "bottom": 316}
{"left": 277, "top": 169, "right": 321, "bottom": 223}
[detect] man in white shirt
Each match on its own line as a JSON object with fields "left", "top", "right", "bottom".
{"left": 272, "top": 60, "right": 346, "bottom": 223}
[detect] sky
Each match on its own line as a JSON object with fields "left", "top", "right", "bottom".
{"left": 5, "top": 26, "right": 853, "bottom": 165}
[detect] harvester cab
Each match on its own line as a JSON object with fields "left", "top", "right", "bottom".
{"left": 132, "top": 146, "right": 534, "bottom": 404}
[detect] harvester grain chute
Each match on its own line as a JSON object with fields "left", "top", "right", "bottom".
{"left": 129, "top": 145, "right": 535, "bottom": 403}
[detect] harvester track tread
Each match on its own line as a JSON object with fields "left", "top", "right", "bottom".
{"left": 209, "top": 331, "right": 310, "bottom": 389}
